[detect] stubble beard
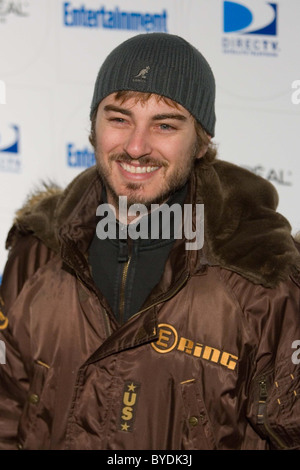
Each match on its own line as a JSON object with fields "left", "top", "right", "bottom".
{"left": 95, "top": 146, "right": 198, "bottom": 209}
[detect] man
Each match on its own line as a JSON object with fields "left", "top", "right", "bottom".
{"left": 0, "top": 33, "right": 300, "bottom": 450}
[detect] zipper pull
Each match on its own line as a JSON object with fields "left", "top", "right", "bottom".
{"left": 257, "top": 377, "right": 287, "bottom": 449}
{"left": 259, "top": 379, "right": 268, "bottom": 399}
{"left": 257, "top": 378, "right": 267, "bottom": 425}
{"left": 118, "top": 239, "right": 129, "bottom": 263}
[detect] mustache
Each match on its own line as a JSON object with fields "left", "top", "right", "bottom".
{"left": 109, "top": 153, "right": 168, "bottom": 168}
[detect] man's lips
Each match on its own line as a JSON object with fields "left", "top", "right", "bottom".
{"left": 119, "top": 161, "right": 160, "bottom": 174}
{"left": 115, "top": 161, "right": 162, "bottom": 181}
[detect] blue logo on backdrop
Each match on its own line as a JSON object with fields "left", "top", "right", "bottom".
{"left": 0, "top": 124, "right": 21, "bottom": 173}
{"left": 224, "top": 1, "right": 277, "bottom": 35}
{"left": 63, "top": 2, "right": 168, "bottom": 32}
{"left": 222, "top": 1, "right": 279, "bottom": 56}
{"left": 67, "top": 143, "right": 95, "bottom": 168}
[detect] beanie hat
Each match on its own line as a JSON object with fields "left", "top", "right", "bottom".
{"left": 90, "top": 33, "right": 216, "bottom": 137}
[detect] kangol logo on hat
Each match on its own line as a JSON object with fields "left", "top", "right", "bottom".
{"left": 134, "top": 66, "right": 150, "bottom": 81}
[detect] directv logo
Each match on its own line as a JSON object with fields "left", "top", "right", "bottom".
{"left": 224, "top": 1, "right": 277, "bottom": 35}
{"left": 67, "top": 143, "right": 95, "bottom": 168}
{"left": 0, "top": 124, "right": 21, "bottom": 173}
{"left": 222, "top": 1, "right": 279, "bottom": 57}
{"left": 63, "top": 2, "right": 168, "bottom": 32}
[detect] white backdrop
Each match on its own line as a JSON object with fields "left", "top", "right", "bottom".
{"left": 0, "top": 0, "right": 300, "bottom": 282}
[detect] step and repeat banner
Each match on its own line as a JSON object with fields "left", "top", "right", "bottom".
{"left": 0, "top": 0, "right": 300, "bottom": 280}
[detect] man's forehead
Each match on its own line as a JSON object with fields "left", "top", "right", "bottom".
{"left": 100, "top": 92, "right": 191, "bottom": 117}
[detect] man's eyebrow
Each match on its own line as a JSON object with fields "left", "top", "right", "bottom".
{"left": 152, "top": 113, "right": 187, "bottom": 121}
{"left": 103, "top": 104, "right": 132, "bottom": 116}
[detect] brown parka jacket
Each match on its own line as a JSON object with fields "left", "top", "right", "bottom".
{"left": 0, "top": 159, "right": 300, "bottom": 450}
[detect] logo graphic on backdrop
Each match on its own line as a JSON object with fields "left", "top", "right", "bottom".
{"left": 67, "top": 142, "right": 95, "bottom": 168}
{"left": 243, "top": 164, "right": 292, "bottom": 186}
{"left": 0, "top": 0, "right": 29, "bottom": 23}
{"left": 0, "top": 124, "right": 21, "bottom": 173}
{"left": 222, "top": 1, "right": 279, "bottom": 57}
{"left": 63, "top": 2, "right": 168, "bottom": 32}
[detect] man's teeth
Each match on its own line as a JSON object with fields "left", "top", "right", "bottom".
{"left": 120, "top": 162, "right": 159, "bottom": 174}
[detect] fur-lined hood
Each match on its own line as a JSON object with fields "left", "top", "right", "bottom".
{"left": 6, "top": 160, "right": 300, "bottom": 288}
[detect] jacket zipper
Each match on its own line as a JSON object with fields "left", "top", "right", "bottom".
{"left": 85, "top": 273, "right": 190, "bottom": 365}
{"left": 258, "top": 378, "right": 287, "bottom": 450}
{"left": 119, "top": 254, "right": 132, "bottom": 323}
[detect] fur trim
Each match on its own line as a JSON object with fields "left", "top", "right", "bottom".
{"left": 14, "top": 182, "right": 62, "bottom": 221}
{"left": 6, "top": 181, "right": 63, "bottom": 252}
{"left": 7, "top": 163, "right": 300, "bottom": 288}
{"left": 194, "top": 160, "right": 300, "bottom": 287}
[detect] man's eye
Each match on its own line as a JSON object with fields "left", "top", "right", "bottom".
{"left": 110, "top": 117, "right": 126, "bottom": 123}
{"left": 159, "top": 123, "right": 174, "bottom": 131}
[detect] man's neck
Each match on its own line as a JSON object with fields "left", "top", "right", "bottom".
{"left": 105, "top": 186, "right": 188, "bottom": 226}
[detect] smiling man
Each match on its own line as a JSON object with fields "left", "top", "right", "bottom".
{"left": 0, "top": 33, "right": 300, "bottom": 451}
{"left": 94, "top": 94, "right": 203, "bottom": 210}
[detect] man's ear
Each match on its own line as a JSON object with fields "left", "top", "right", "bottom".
{"left": 195, "top": 132, "right": 211, "bottom": 160}
{"left": 195, "top": 143, "right": 209, "bottom": 160}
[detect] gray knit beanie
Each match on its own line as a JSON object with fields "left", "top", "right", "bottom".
{"left": 90, "top": 33, "right": 216, "bottom": 137}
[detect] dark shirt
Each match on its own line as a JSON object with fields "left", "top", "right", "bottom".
{"left": 88, "top": 185, "right": 187, "bottom": 324}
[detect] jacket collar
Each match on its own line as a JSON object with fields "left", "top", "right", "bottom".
{"left": 192, "top": 159, "right": 300, "bottom": 287}
{"left": 9, "top": 160, "right": 300, "bottom": 288}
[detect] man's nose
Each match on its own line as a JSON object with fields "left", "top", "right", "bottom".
{"left": 123, "top": 127, "right": 152, "bottom": 159}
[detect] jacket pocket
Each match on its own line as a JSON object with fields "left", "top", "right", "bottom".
{"left": 255, "top": 362, "right": 300, "bottom": 450}
{"left": 17, "top": 360, "right": 50, "bottom": 449}
{"left": 179, "top": 378, "right": 217, "bottom": 450}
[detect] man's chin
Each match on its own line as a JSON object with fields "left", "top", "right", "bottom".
{"left": 98, "top": 168, "right": 187, "bottom": 208}
{"left": 120, "top": 192, "right": 162, "bottom": 209}
{"left": 109, "top": 188, "right": 169, "bottom": 209}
